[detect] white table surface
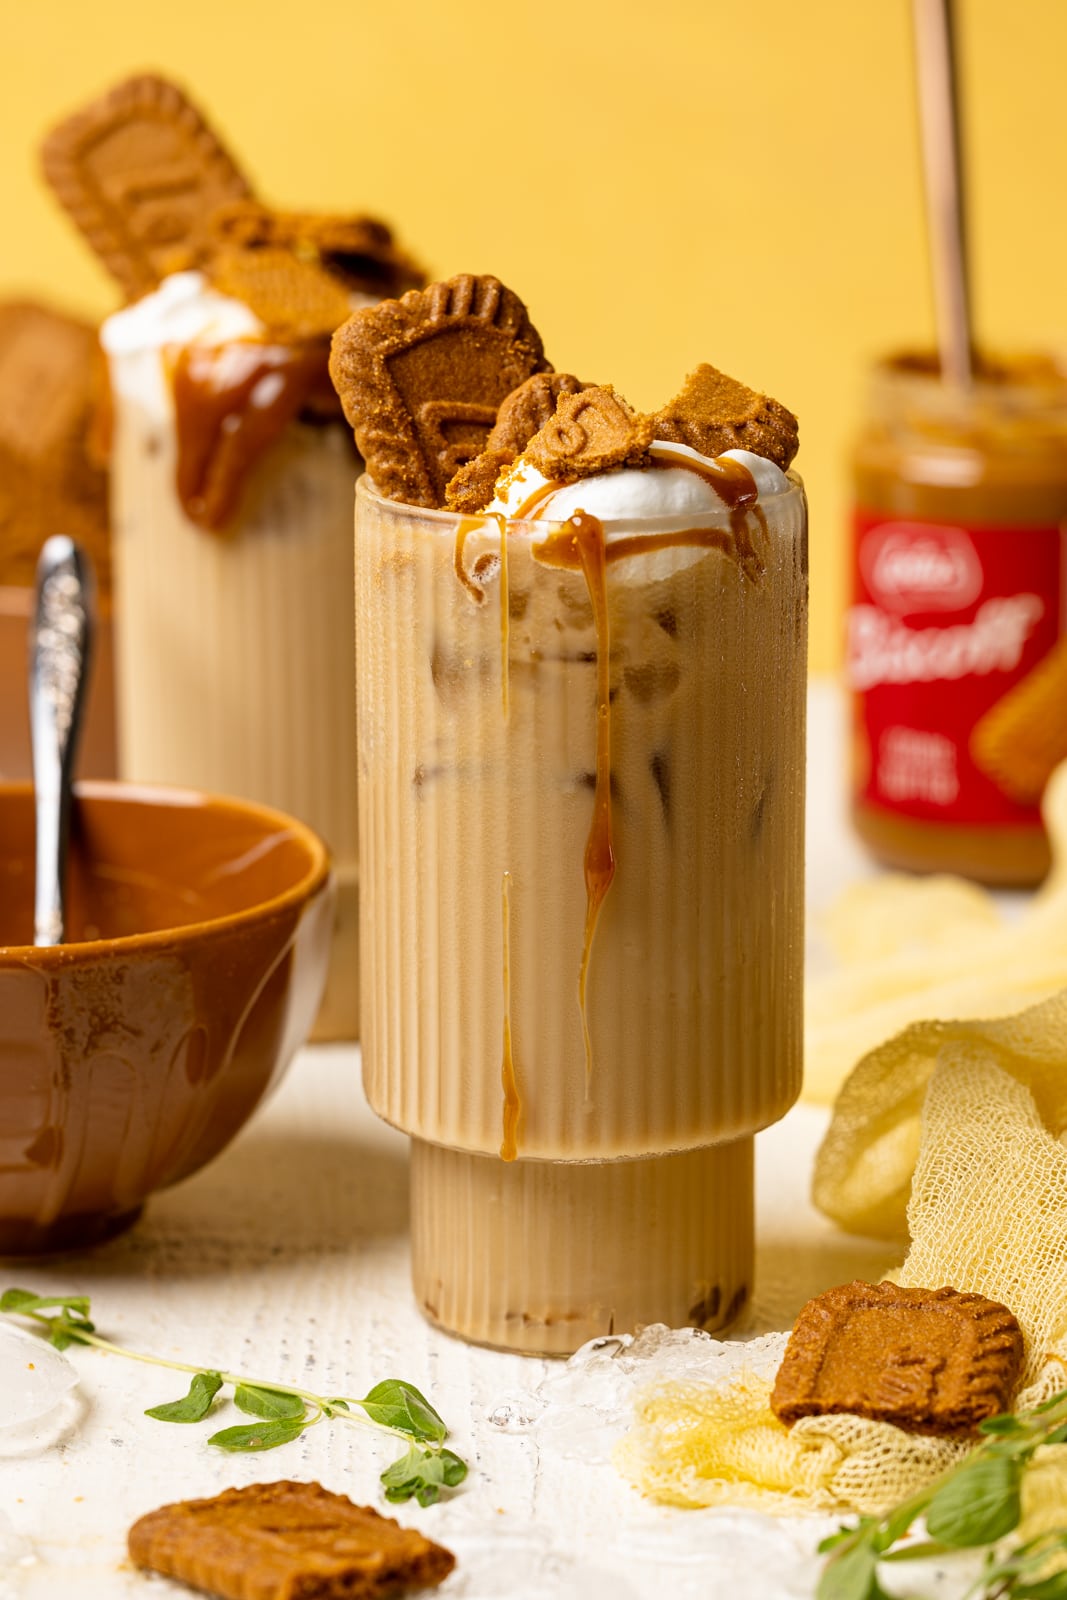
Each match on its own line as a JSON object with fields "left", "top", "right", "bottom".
{"left": 0, "top": 683, "right": 949, "bottom": 1599}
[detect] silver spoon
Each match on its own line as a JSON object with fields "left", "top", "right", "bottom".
{"left": 912, "top": 0, "right": 973, "bottom": 386}
{"left": 29, "top": 537, "right": 95, "bottom": 947}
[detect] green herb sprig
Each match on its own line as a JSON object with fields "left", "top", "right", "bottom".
{"left": 817, "top": 1389, "right": 1067, "bottom": 1599}
{"left": 1, "top": 1288, "right": 467, "bottom": 1507}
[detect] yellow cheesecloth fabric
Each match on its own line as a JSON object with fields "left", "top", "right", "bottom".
{"left": 803, "top": 766, "right": 1067, "bottom": 1106}
{"left": 617, "top": 768, "right": 1067, "bottom": 1518}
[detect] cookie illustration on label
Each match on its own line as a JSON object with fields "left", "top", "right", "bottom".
{"left": 971, "top": 636, "right": 1067, "bottom": 805}
{"left": 329, "top": 274, "right": 550, "bottom": 508}
{"left": 41, "top": 73, "right": 251, "bottom": 300}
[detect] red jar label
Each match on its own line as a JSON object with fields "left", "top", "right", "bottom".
{"left": 848, "top": 511, "right": 1066, "bottom": 827}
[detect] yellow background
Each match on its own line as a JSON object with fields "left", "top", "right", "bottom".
{"left": 3, "top": 0, "right": 1065, "bottom": 670}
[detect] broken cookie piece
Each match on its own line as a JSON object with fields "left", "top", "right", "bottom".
{"left": 127, "top": 1480, "right": 456, "bottom": 1600}
{"left": 653, "top": 363, "right": 799, "bottom": 471}
{"left": 487, "top": 371, "right": 590, "bottom": 455}
{"left": 771, "top": 1281, "right": 1024, "bottom": 1437}
{"left": 329, "top": 273, "right": 550, "bottom": 508}
{"left": 204, "top": 201, "right": 425, "bottom": 301}
{"left": 445, "top": 446, "right": 516, "bottom": 514}
{"left": 524, "top": 385, "right": 654, "bottom": 482}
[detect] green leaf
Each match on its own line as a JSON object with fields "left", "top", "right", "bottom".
{"left": 0, "top": 1288, "right": 91, "bottom": 1318}
{"left": 1029, "top": 1390, "right": 1067, "bottom": 1415}
{"left": 977, "top": 1413, "right": 1027, "bottom": 1436}
{"left": 925, "top": 1454, "right": 1021, "bottom": 1548}
{"left": 877, "top": 1502, "right": 923, "bottom": 1550}
{"left": 208, "top": 1418, "right": 307, "bottom": 1453}
{"left": 1015, "top": 1577, "right": 1067, "bottom": 1600}
{"left": 145, "top": 1372, "right": 223, "bottom": 1423}
{"left": 359, "top": 1380, "right": 446, "bottom": 1443}
{"left": 818, "top": 1527, "right": 864, "bottom": 1556}
{"left": 48, "top": 1310, "right": 95, "bottom": 1350}
{"left": 380, "top": 1445, "right": 467, "bottom": 1507}
{"left": 233, "top": 1384, "right": 306, "bottom": 1421}
{"left": 816, "top": 1535, "right": 886, "bottom": 1600}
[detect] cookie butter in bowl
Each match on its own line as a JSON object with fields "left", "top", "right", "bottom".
{"left": 331, "top": 275, "right": 807, "bottom": 1354}
{"left": 0, "top": 781, "right": 332, "bottom": 1254}
{"left": 41, "top": 73, "right": 424, "bottom": 1039}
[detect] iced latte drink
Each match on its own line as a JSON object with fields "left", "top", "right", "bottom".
{"left": 332, "top": 275, "right": 806, "bottom": 1352}
{"left": 42, "top": 73, "right": 423, "bottom": 1038}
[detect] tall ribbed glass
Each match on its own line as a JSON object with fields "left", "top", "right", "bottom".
{"left": 355, "top": 472, "right": 807, "bottom": 1353}
{"left": 106, "top": 395, "right": 359, "bottom": 1040}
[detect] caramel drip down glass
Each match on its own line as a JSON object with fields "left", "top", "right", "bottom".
{"left": 355, "top": 471, "right": 808, "bottom": 1354}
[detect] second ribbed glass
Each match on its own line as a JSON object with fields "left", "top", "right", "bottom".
{"left": 355, "top": 471, "right": 808, "bottom": 1353}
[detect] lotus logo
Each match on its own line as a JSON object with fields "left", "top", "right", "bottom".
{"left": 861, "top": 523, "right": 983, "bottom": 614}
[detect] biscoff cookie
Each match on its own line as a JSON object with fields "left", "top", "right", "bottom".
{"left": 771, "top": 1280, "right": 1023, "bottom": 1437}
{"left": 524, "top": 385, "right": 654, "bottom": 481}
{"left": 207, "top": 246, "right": 355, "bottom": 341}
{"left": 445, "top": 447, "right": 517, "bottom": 514}
{"left": 205, "top": 201, "right": 424, "bottom": 300}
{"left": 654, "top": 363, "right": 799, "bottom": 471}
{"left": 330, "top": 274, "right": 550, "bottom": 507}
{"left": 487, "top": 372, "right": 590, "bottom": 454}
{"left": 128, "top": 1480, "right": 455, "bottom": 1600}
{"left": 0, "top": 300, "right": 110, "bottom": 590}
{"left": 41, "top": 74, "right": 251, "bottom": 301}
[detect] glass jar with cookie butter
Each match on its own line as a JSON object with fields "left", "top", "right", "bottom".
{"left": 848, "top": 352, "right": 1067, "bottom": 886}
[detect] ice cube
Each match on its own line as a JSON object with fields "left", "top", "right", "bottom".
{"left": 0, "top": 1324, "right": 78, "bottom": 1430}
{"left": 486, "top": 1395, "right": 545, "bottom": 1434}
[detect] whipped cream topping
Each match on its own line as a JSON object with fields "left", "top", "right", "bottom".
{"left": 101, "top": 271, "right": 264, "bottom": 355}
{"left": 101, "top": 272, "right": 265, "bottom": 423}
{"left": 486, "top": 441, "right": 791, "bottom": 532}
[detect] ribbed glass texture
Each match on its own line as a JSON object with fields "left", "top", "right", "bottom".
{"left": 355, "top": 474, "right": 808, "bottom": 1162}
{"left": 109, "top": 406, "right": 360, "bottom": 1037}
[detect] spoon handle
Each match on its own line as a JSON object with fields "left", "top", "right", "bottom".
{"left": 913, "top": 0, "right": 973, "bottom": 385}
{"left": 29, "top": 538, "right": 96, "bottom": 947}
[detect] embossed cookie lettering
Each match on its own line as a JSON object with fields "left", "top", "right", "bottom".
{"left": 524, "top": 385, "right": 654, "bottom": 481}
{"left": 771, "top": 1281, "right": 1024, "bottom": 1437}
{"left": 41, "top": 74, "right": 251, "bottom": 300}
{"left": 128, "top": 1479, "right": 456, "bottom": 1600}
{"left": 329, "top": 273, "right": 550, "bottom": 507}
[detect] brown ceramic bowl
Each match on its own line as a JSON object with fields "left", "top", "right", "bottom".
{"left": 0, "top": 780, "right": 333, "bottom": 1254}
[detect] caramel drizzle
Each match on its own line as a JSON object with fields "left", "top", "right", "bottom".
{"left": 452, "top": 517, "right": 487, "bottom": 603}
{"left": 452, "top": 513, "right": 511, "bottom": 718}
{"left": 461, "top": 450, "right": 769, "bottom": 1141}
{"left": 500, "top": 870, "right": 520, "bottom": 1161}
{"left": 171, "top": 338, "right": 331, "bottom": 532}
{"left": 533, "top": 512, "right": 614, "bottom": 1087}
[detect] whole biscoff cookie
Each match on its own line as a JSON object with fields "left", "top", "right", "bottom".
{"left": 487, "top": 371, "right": 590, "bottom": 455}
{"left": 771, "top": 1280, "right": 1023, "bottom": 1437}
{"left": 41, "top": 74, "right": 251, "bottom": 301}
{"left": 524, "top": 385, "right": 654, "bottom": 481}
{"left": 329, "top": 274, "right": 550, "bottom": 508}
{"left": 128, "top": 1480, "right": 455, "bottom": 1599}
{"left": 654, "top": 363, "right": 799, "bottom": 471}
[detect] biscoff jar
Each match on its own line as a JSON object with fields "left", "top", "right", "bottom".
{"left": 848, "top": 353, "right": 1067, "bottom": 886}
